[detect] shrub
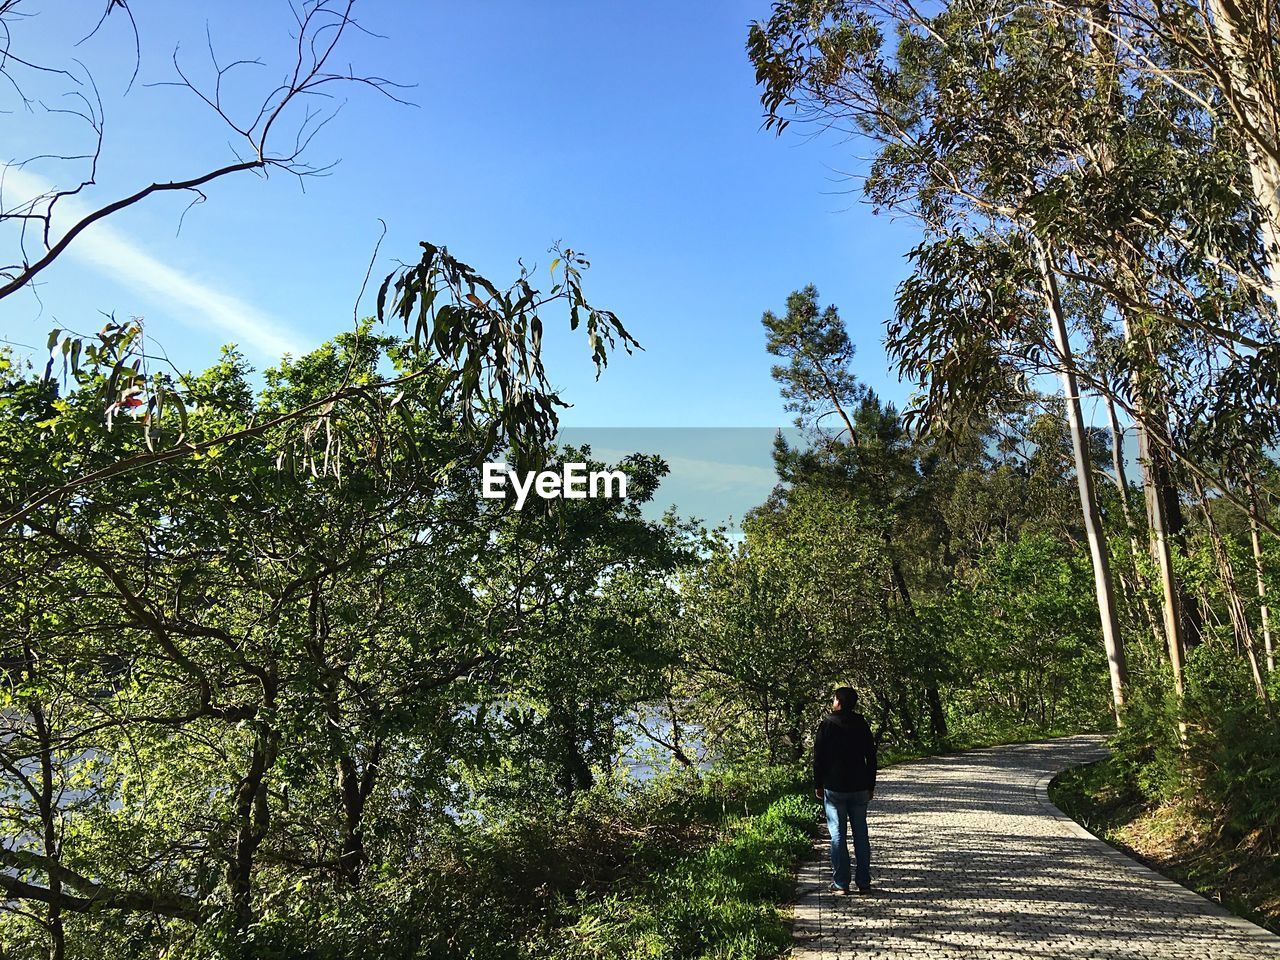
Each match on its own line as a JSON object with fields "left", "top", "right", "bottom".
{"left": 563, "top": 787, "right": 813, "bottom": 960}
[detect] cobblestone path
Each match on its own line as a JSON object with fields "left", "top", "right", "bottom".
{"left": 792, "top": 734, "right": 1280, "bottom": 959}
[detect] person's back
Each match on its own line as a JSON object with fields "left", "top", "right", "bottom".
{"left": 813, "top": 687, "right": 877, "bottom": 894}
{"left": 813, "top": 710, "right": 877, "bottom": 793}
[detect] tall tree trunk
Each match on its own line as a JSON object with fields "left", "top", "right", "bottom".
{"left": 1091, "top": 0, "right": 1199, "bottom": 698}
{"left": 1205, "top": 0, "right": 1280, "bottom": 313}
{"left": 1149, "top": 427, "right": 1203, "bottom": 651}
{"left": 1103, "top": 392, "right": 1164, "bottom": 658}
{"left": 1119, "top": 306, "right": 1202, "bottom": 712}
{"left": 1246, "top": 479, "right": 1276, "bottom": 674}
{"left": 1085, "top": 8, "right": 1168, "bottom": 673}
{"left": 1036, "top": 241, "right": 1128, "bottom": 723}
{"left": 1133, "top": 413, "right": 1188, "bottom": 708}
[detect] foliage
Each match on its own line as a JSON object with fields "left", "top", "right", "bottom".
{"left": 1052, "top": 745, "right": 1280, "bottom": 934}
{"left": 7, "top": 2, "right": 1280, "bottom": 956}
{"left": 929, "top": 534, "right": 1114, "bottom": 737}
{"left": 749, "top": 0, "right": 1280, "bottom": 930}
{"left": 564, "top": 780, "right": 812, "bottom": 960}
{"left": 678, "top": 485, "right": 906, "bottom": 762}
{"left": 196, "top": 762, "right": 811, "bottom": 960}
{"left": 0, "top": 307, "right": 683, "bottom": 956}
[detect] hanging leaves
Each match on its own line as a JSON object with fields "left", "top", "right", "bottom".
{"left": 377, "top": 242, "right": 639, "bottom": 469}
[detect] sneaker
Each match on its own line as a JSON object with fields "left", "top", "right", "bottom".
{"left": 856, "top": 885, "right": 872, "bottom": 895}
{"left": 828, "top": 882, "right": 849, "bottom": 896}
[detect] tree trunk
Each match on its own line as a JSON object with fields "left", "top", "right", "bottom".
{"left": 786, "top": 704, "right": 807, "bottom": 763}
{"left": 1133, "top": 413, "right": 1187, "bottom": 706}
{"left": 1102, "top": 392, "right": 1165, "bottom": 658}
{"left": 336, "top": 739, "right": 381, "bottom": 886}
{"left": 871, "top": 691, "right": 894, "bottom": 745}
{"left": 1119, "top": 303, "right": 1203, "bottom": 714}
{"left": 1102, "top": 362, "right": 1136, "bottom": 529}
{"left": 32, "top": 701, "right": 64, "bottom": 960}
{"left": 1246, "top": 479, "right": 1276, "bottom": 673}
{"left": 1090, "top": 0, "right": 1199, "bottom": 700}
{"left": 1205, "top": 0, "right": 1280, "bottom": 313}
{"left": 925, "top": 686, "right": 948, "bottom": 744}
{"left": 229, "top": 726, "right": 277, "bottom": 931}
{"left": 1036, "top": 241, "right": 1128, "bottom": 724}
{"left": 1150, "top": 430, "right": 1203, "bottom": 651}
{"left": 553, "top": 705, "right": 595, "bottom": 796}
{"left": 894, "top": 686, "right": 919, "bottom": 744}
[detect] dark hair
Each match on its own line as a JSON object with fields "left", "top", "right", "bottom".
{"left": 832, "top": 686, "right": 858, "bottom": 712}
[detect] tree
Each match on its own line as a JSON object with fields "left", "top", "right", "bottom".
{"left": 745, "top": 0, "right": 1280, "bottom": 719}
{"left": 931, "top": 533, "right": 1114, "bottom": 733}
{"left": 0, "top": 1, "right": 405, "bottom": 305}
{"left": 763, "top": 285, "right": 864, "bottom": 444}
{"left": 763, "top": 287, "right": 950, "bottom": 739}
{"left": 467, "top": 447, "right": 688, "bottom": 805}
{"left": 1, "top": 331, "right": 496, "bottom": 944}
{"left": 0, "top": 236, "right": 642, "bottom": 953}
{"left": 682, "top": 486, "right": 922, "bottom": 759}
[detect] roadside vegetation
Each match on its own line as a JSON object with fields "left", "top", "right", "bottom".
{"left": 0, "top": 315, "right": 1118, "bottom": 958}
{"left": 237, "top": 764, "right": 813, "bottom": 960}
{"left": 4, "top": 1, "right": 1280, "bottom": 958}
{"left": 1051, "top": 649, "right": 1280, "bottom": 934}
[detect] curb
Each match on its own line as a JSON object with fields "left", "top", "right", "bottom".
{"left": 1035, "top": 752, "right": 1280, "bottom": 949}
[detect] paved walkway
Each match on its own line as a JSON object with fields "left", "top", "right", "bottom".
{"left": 793, "top": 734, "right": 1280, "bottom": 959}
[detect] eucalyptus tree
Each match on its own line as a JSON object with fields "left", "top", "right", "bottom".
{"left": 1087, "top": 0, "right": 1280, "bottom": 312}
{"left": 749, "top": 0, "right": 1134, "bottom": 720}
{"left": 748, "top": 0, "right": 1280, "bottom": 715}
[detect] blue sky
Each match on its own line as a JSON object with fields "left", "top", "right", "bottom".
{"left": 1, "top": 1, "right": 923, "bottom": 433}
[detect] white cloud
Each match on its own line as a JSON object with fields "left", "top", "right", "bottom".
{"left": 2, "top": 167, "right": 304, "bottom": 360}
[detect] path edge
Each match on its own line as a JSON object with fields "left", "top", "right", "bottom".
{"left": 1035, "top": 754, "right": 1280, "bottom": 946}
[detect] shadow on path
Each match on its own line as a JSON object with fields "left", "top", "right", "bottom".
{"left": 792, "top": 735, "right": 1280, "bottom": 959}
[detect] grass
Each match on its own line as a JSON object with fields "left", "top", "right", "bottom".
{"left": 241, "top": 765, "right": 817, "bottom": 960}
{"left": 560, "top": 786, "right": 815, "bottom": 959}
{"left": 549, "top": 724, "right": 1109, "bottom": 960}
{"left": 1050, "top": 757, "right": 1280, "bottom": 935}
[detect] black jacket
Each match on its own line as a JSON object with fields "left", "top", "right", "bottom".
{"left": 812, "top": 711, "right": 877, "bottom": 792}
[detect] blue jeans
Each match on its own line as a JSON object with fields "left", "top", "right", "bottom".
{"left": 823, "top": 788, "right": 871, "bottom": 890}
